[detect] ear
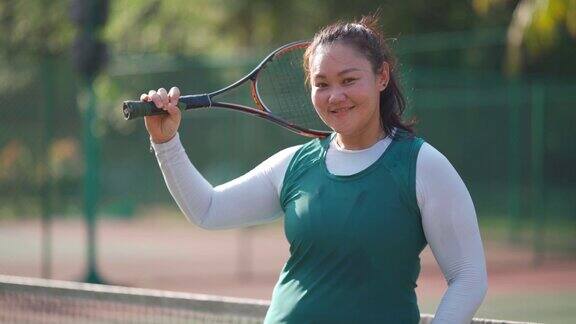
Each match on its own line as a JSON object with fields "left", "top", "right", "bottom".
{"left": 377, "top": 62, "right": 390, "bottom": 91}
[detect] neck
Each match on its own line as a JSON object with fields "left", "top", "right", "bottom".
{"left": 335, "top": 127, "right": 386, "bottom": 150}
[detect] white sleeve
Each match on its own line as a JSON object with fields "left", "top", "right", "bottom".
{"left": 416, "top": 143, "right": 488, "bottom": 324}
{"left": 151, "top": 133, "right": 298, "bottom": 230}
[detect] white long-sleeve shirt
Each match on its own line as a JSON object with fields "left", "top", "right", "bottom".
{"left": 151, "top": 132, "right": 487, "bottom": 324}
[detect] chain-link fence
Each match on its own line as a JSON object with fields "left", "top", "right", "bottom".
{"left": 1, "top": 44, "right": 575, "bottom": 261}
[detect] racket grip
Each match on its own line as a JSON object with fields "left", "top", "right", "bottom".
{"left": 122, "top": 101, "right": 179, "bottom": 120}
{"left": 122, "top": 94, "right": 211, "bottom": 120}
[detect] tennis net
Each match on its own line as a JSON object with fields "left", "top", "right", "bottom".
{"left": 0, "top": 275, "right": 268, "bottom": 323}
{"left": 0, "top": 275, "right": 541, "bottom": 324}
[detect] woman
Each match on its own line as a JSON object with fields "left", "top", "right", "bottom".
{"left": 141, "top": 15, "right": 487, "bottom": 324}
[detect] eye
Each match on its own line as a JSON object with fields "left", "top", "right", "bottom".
{"left": 314, "top": 82, "right": 328, "bottom": 88}
{"left": 343, "top": 78, "right": 357, "bottom": 85}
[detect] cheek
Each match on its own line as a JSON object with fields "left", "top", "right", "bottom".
{"left": 311, "top": 89, "right": 325, "bottom": 110}
{"left": 352, "top": 83, "right": 379, "bottom": 106}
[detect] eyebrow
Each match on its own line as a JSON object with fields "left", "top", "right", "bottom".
{"left": 313, "top": 68, "right": 362, "bottom": 79}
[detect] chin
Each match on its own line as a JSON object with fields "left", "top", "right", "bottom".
{"left": 323, "top": 116, "right": 361, "bottom": 136}
{"left": 328, "top": 125, "right": 354, "bottom": 136}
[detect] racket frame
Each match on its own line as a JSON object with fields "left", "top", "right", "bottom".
{"left": 123, "top": 41, "right": 330, "bottom": 138}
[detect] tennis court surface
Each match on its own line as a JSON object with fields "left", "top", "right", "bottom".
{"left": 1, "top": 215, "right": 573, "bottom": 323}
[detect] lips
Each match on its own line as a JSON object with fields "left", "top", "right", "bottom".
{"left": 330, "top": 106, "right": 354, "bottom": 114}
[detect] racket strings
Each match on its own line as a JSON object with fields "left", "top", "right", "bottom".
{"left": 213, "top": 82, "right": 254, "bottom": 107}
{"left": 256, "top": 48, "right": 329, "bottom": 132}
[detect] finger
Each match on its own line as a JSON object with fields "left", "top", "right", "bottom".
{"left": 157, "top": 88, "right": 169, "bottom": 107}
{"left": 168, "top": 86, "right": 181, "bottom": 106}
{"left": 166, "top": 104, "right": 181, "bottom": 117}
{"left": 140, "top": 93, "right": 150, "bottom": 101}
{"left": 147, "top": 90, "right": 159, "bottom": 106}
{"left": 150, "top": 92, "right": 164, "bottom": 109}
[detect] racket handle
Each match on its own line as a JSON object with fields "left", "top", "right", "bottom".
{"left": 122, "top": 94, "right": 211, "bottom": 120}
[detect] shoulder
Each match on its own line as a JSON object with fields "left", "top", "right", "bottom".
{"left": 259, "top": 136, "right": 327, "bottom": 174}
{"left": 251, "top": 144, "right": 302, "bottom": 197}
{"left": 416, "top": 145, "right": 474, "bottom": 209}
{"left": 415, "top": 142, "right": 469, "bottom": 207}
{"left": 388, "top": 129, "right": 451, "bottom": 172}
{"left": 260, "top": 145, "right": 302, "bottom": 171}
{"left": 299, "top": 137, "right": 327, "bottom": 154}
{"left": 389, "top": 130, "right": 425, "bottom": 159}
{"left": 416, "top": 142, "right": 455, "bottom": 175}
{"left": 284, "top": 136, "right": 329, "bottom": 169}
{"left": 384, "top": 131, "right": 426, "bottom": 182}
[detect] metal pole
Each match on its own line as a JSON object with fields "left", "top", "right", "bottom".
{"left": 507, "top": 82, "right": 521, "bottom": 243}
{"left": 82, "top": 79, "right": 104, "bottom": 283}
{"left": 41, "top": 57, "right": 55, "bottom": 279}
{"left": 531, "top": 83, "right": 545, "bottom": 266}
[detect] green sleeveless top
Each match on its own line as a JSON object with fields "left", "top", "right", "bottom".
{"left": 264, "top": 132, "right": 427, "bottom": 324}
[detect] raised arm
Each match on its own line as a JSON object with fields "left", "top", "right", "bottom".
{"left": 142, "top": 86, "right": 299, "bottom": 229}
{"left": 152, "top": 132, "right": 299, "bottom": 229}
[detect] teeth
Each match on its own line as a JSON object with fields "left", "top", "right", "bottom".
{"left": 331, "top": 107, "right": 352, "bottom": 113}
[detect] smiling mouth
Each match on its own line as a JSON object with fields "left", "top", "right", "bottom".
{"left": 330, "top": 106, "right": 354, "bottom": 114}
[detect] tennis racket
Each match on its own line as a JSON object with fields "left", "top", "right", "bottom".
{"left": 122, "top": 41, "right": 330, "bottom": 138}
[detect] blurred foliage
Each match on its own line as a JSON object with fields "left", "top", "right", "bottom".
{"left": 0, "top": 0, "right": 574, "bottom": 75}
{"left": 474, "top": 0, "right": 576, "bottom": 50}
{"left": 472, "top": 0, "right": 576, "bottom": 74}
{"left": 0, "top": 0, "right": 74, "bottom": 56}
{"left": 100, "top": 0, "right": 502, "bottom": 53}
{"left": 103, "top": 0, "right": 226, "bottom": 55}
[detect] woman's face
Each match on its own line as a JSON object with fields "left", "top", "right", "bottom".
{"left": 309, "top": 42, "right": 388, "bottom": 138}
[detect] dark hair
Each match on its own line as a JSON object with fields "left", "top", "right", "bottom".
{"left": 303, "top": 14, "right": 415, "bottom": 136}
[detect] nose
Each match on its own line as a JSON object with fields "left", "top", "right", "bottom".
{"left": 328, "top": 87, "right": 346, "bottom": 105}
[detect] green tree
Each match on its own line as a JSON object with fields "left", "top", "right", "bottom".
{"left": 473, "top": 0, "right": 576, "bottom": 75}
{"left": 0, "top": 0, "right": 73, "bottom": 56}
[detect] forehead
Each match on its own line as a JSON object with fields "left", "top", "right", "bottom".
{"left": 309, "top": 42, "right": 371, "bottom": 75}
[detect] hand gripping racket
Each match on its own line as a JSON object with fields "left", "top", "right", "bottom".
{"left": 122, "top": 41, "right": 330, "bottom": 138}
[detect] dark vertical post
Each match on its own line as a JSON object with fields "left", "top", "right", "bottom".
{"left": 82, "top": 79, "right": 103, "bottom": 283}
{"left": 531, "top": 83, "right": 545, "bottom": 266}
{"left": 40, "top": 57, "right": 55, "bottom": 278}
{"left": 70, "top": 0, "right": 108, "bottom": 283}
{"left": 507, "top": 82, "right": 521, "bottom": 243}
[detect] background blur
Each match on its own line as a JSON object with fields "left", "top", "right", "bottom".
{"left": 1, "top": 0, "right": 575, "bottom": 323}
